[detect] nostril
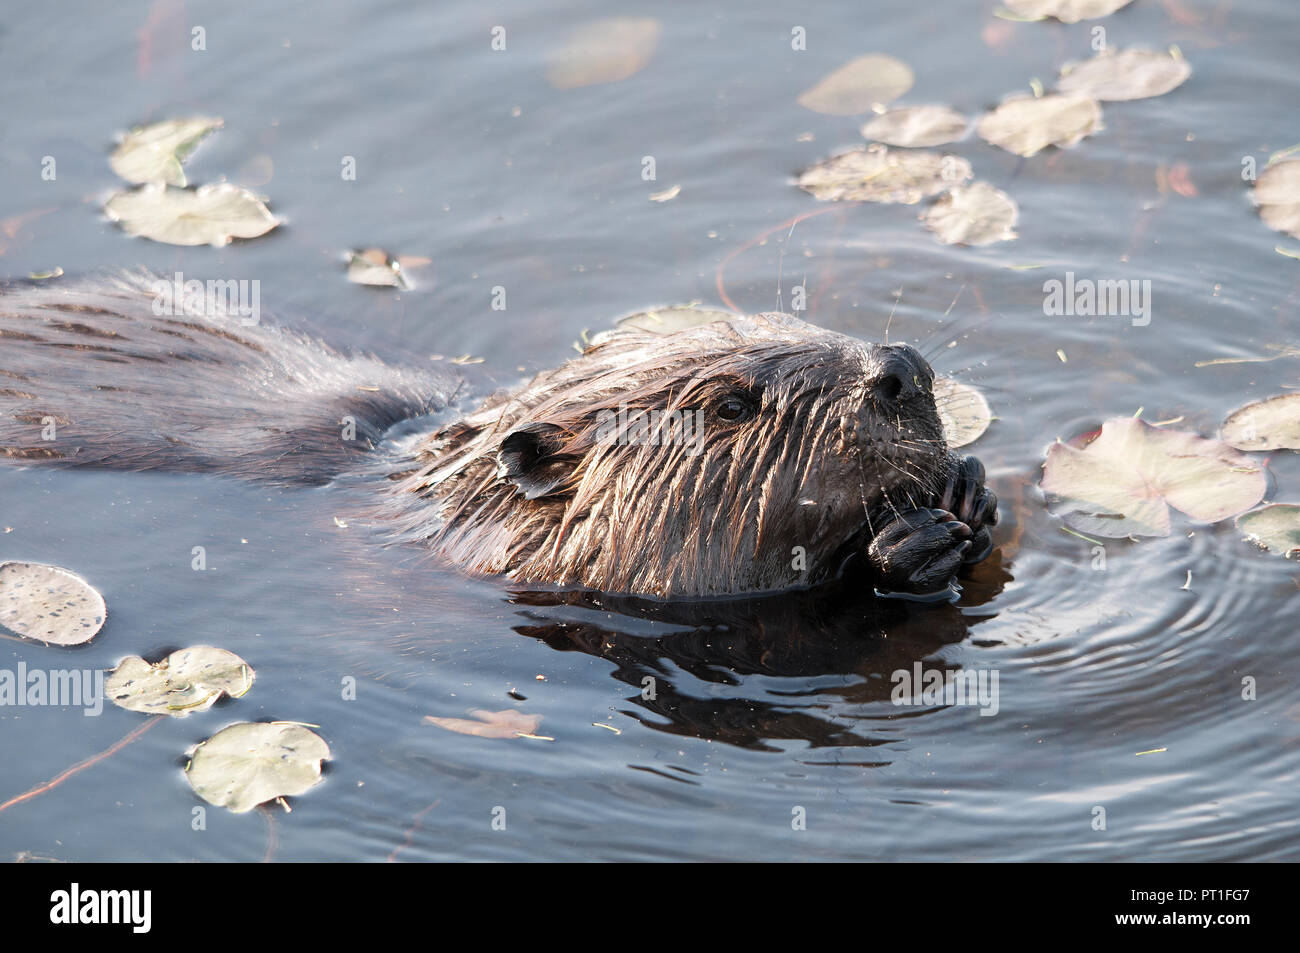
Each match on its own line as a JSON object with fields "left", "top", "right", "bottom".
{"left": 876, "top": 372, "right": 905, "bottom": 403}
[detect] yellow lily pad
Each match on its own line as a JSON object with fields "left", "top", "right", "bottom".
{"left": 798, "top": 145, "right": 971, "bottom": 204}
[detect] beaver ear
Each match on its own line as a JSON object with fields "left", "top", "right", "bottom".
{"left": 497, "top": 423, "right": 575, "bottom": 500}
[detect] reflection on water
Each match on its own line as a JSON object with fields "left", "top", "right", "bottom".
{"left": 1, "top": 0, "right": 1299, "bottom": 861}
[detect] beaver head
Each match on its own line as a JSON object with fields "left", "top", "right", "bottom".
{"left": 391, "top": 313, "right": 949, "bottom": 598}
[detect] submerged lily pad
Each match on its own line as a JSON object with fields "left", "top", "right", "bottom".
{"left": 346, "top": 248, "right": 410, "bottom": 289}
{"left": 797, "top": 145, "right": 972, "bottom": 204}
{"left": 186, "top": 722, "right": 330, "bottom": 814}
{"left": 425, "top": 709, "right": 542, "bottom": 739}
{"left": 861, "top": 106, "right": 969, "bottom": 148}
{"left": 1003, "top": 0, "right": 1135, "bottom": 22}
{"left": 1254, "top": 160, "right": 1300, "bottom": 240}
{"left": 933, "top": 377, "right": 994, "bottom": 448}
{"left": 546, "top": 18, "right": 661, "bottom": 89}
{"left": 921, "top": 182, "right": 1019, "bottom": 246}
{"left": 1040, "top": 417, "right": 1267, "bottom": 538}
{"left": 106, "top": 646, "right": 254, "bottom": 717}
{"left": 1236, "top": 504, "right": 1300, "bottom": 557}
{"left": 1220, "top": 393, "right": 1300, "bottom": 451}
{"left": 615, "top": 304, "right": 740, "bottom": 334}
{"left": 797, "top": 54, "right": 914, "bottom": 116}
{"left": 977, "top": 94, "right": 1103, "bottom": 158}
{"left": 109, "top": 117, "right": 223, "bottom": 187}
{"left": 104, "top": 183, "right": 280, "bottom": 247}
{"left": 1057, "top": 48, "right": 1191, "bottom": 102}
{"left": 0, "top": 562, "right": 106, "bottom": 646}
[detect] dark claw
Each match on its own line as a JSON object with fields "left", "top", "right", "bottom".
{"left": 937, "top": 454, "right": 998, "bottom": 565}
{"left": 867, "top": 507, "right": 973, "bottom": 597}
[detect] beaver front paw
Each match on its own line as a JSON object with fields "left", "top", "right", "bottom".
{"left": 867, "top": 507, "right": 973, "bottom": 598}
{"left": 938, "top": 454, "right": 998, "bottom": 564}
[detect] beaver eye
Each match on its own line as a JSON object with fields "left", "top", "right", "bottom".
{"left": 714, "top": 393, "right": 756, "bottom": 423}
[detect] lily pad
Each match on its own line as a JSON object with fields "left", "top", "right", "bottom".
{"left": 860, "top": 106, "right": 969, "bottom": 147}
{"left": 425, "top": 709, "right": 542, "bottom": 739}
{"left": 0, "top": 562, "right": 106, "bottom": 646}
{"left": 104, "top": 183, "right": 280, "bottom": 247}
{"left": 921, "top": 182, "right": 1019, "bottom": 246}
{"left": 1003, "top": 0, "right": 1135, "bottom": 22}
{"left": 1236, "top": 504, "right": 1300, "bottom": 558}
{"left": 109, "top": 117, "right": 223, "bottom": 187}
{"left": 933, "top": 377, "right": 994, "bottom": 448}
{"left": 1254, "top": 160, "right": 1300, "bottom": 240}
{"left": 546, "top": 18, "right": 661, "bottom": 90}
{"left": 797, "top": 145, "right": 972, "bottom": 204}
{"left": 616, "top": 305, "right": 740, "bottom": 334}
{"left": 1057, "top": 49, "right": 1191, "bottom": 102}
{"left": 976, "top": 94, "right": 1103, "bottom": 158}
{"left": 1220, "top": 393, "right": 1300, "bottom": 451}
{"left": 797, "top": 54, "right": 914, "bottom": 116}
{"left": 1040, "top": 417, "right": 1267, "bottom": 538}
{"left": 106, "top": 646, "right": 254, "bottom": 717}
{"left": 186, "top": 722, "right": 330, "bottom": 814}
{"left": 346, "top": 248, "right": 410, "bottom": 289}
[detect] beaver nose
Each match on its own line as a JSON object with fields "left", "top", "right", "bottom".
{"left": 872, "top": 344, "right": 931, "bottom": 403}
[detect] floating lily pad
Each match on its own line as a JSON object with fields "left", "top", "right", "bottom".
{"left": 346, "top": 248, "right": 410, "bottom": 289}
{"left": 860, "top": 106, "right": 969, "bottom": 147}
{"left": 109, "top": 117, "right": 223, "bottom": 187}
{"left": 1057, "top": 48, "right": 1191, "bottom": 102}
{"left": 933, "top": 377, "right": 994, "bottom": 448}
{"left": 616, "top": 305, "right": 740, "bottom": 334}
{"left": 797, "top": 54, "right": 914, "bottom": 116}
{"left": 1040, "top": 417, "right": 1267, "bottom": 538}
{"left": 977, "top": 94, "right": 1103, "bottom": 158}
{"left": 1003, "top": 0, "right": 1135, "bottom": 22}
{"left": 1220, "top": 393, "right": 1300, "bottom": 451}
{"left": 546, "top": 18, "right": 661, "bottom": 89}
{"left": 1236, "top": 504, "right": 1300, "bottom": 558}
{"left": 797, "top": 145, "right": 972, "bottom": 204}
{"left": 186, "top": 722, "right": 330, "bottom": 814}
{"left": 106, "top": 646, "right": 254, "bottom": 717}
{"left": 921, "top": 182, "right": 1019, "bottom": 246}
{"left": 425, "top": 709, "right": 542, "bottom": 739}
{"left": 1254, "top": 160, "right": 1300, "bottom": 240}
{"left": 104, "top": 183, "right": 280, "bottom": 247}
{"left": 0, "top": 562, "right": 106, "bottom": 646}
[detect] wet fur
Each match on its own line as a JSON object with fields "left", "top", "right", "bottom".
{"left": 0, "top": 274, "right": 960, "bottom": 598}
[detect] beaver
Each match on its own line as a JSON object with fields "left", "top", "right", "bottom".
{"left": 0, "top": 273, "right": 996, "bottom": 600}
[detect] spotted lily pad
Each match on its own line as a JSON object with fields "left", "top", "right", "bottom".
{"left": 1003, "top": 0, "right": 1135, "bottom": 22}
{"left": 106, "top": 646, "right": 254, "bottom": 717}
{"left": 1057, "top": 48, "right": 1191, "bottom": 102}
{"left": 977, "top": 94, "right": 1103, "bottom": 158}
{"left": 546, "top": 18, "right": 661, "bottom": 89}
{"left": 186, "top": 722, "right": 330, "bottom": 814}
{"left": 797, "top": 54, "right": 914, "bottom": 116}
{"left": 934, "top": 377, "right": 994, "bottom": 448}
{"left": 1220, "top": 393, "right": 1300, "bottom": 451}
{"left": 109, "top": 117, "right": 223, "bottom": 187}
{"left": 103, "top": 183, "right": 281, "bottom": 247}
{"left": 798, "top": 145, "right": 972, "bottom": 204}
{"left": 1254, "top": 160, "right": 1300, "bottom": 240}
{"left": 0, "top": 562, "right": 106, "bottom": 646}
{"left": 616, "top": 305, "right": 740, "bottom": 334}
{"left": 921, "top": 182, "right": 1019, "bottom": 246}
{"left": 1236, "top": 504, "right": 1300, "bottom": 557}
{"left": 1041, "top": 417, "right": 1267, "bottom": 537}
{"left": 861, "top": 106, "right": 969, "bottom": 147}
{"left": 425, "top": 709, "right": 542, "bottom": 739}
{"left": 346, "top": 248, "right": 410, "bottom": 289}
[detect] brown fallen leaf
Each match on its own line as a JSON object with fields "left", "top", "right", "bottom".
{"left": 424, "top": 709, "right": 541, "bottom": 739}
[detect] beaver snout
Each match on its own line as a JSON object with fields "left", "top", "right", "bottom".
{"left": 871, "top": 344, "right": 934, "bottom": 404}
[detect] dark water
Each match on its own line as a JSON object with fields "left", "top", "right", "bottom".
{"left": 2, "top": 0, "right": 1298, "bottom": 861}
